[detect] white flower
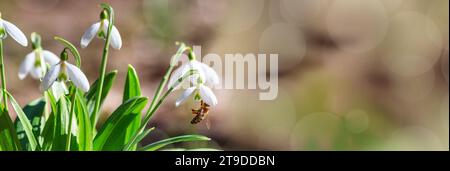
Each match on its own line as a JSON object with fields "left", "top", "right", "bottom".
{"left": 80, "top": 19, "right": 122, "bottom": 49}
{"left": 41, "top": 61, "right": 90, "bottom": 92}
{"left": 168, "top": 60, "right": 219, "bottom": 90}
{"left": 18, "top": 50, "right": 59, "bottom": 80}
{"left": 175, "top": 83, "right": 218, "bottom": 107}
{"left": 169, "top": 59, "right": 219, "bottom": 106}
{"left": 0, "top": 15, "right": 28, "bottom": 46}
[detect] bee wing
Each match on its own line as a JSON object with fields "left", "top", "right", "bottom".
{"left": 205, "top": 116, "right": 211, "bottom": 130}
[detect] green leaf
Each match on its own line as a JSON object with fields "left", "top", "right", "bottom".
{"left": 7, "top": 92, "right": 40, "bottom": 151}
{"left": 54, "top": 36, "right": 81, "bottom": 67}
{"left": 123, "top": 65, "right": 142, "bottom": 102}
{"left": 122, "top": 127, "right": 154, "bottom": 151}
{"left": 142, "top": 135, "right": 211, "bottom": 151}
{"left": 46, "top": 91, "right": 58, "bottom": 114}
{"left": 123, "top": 65, "right": 142, "bottom": 150}
{"left": 14, "top": 98, "right": 46, "bottom": 151}
{"left": 93, "top": 97, "right": 148, "bottom": 151}
{"left": 74, "top": 91, "right": 92, "bottom": 150}
{"left": 40, "top": 92, "right": 58, "bottom": 151}
{"left": 85, "top": 71, "right": 117, "bottom": 121}
{"left": 51, "top": 97, "right": 70, "bottom": 151}
{"left": 0, "top": 106, "right": 21, "bottom": 151}
{"left": 40, "top": 112, "right": 55, "bottom": 151}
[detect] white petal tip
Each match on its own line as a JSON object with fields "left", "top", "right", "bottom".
{"left": 18, "top": 74, "right": 26, "bottom": 80}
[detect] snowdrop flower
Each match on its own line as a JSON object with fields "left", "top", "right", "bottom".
{"left": 169, "top": 51, "right": 219, "bottom": 106}
{"left": 0, "top": 12, "right": 28, "bottom": 46}
{"left": 175, "top": 81, "right": 218, "bottom": 107}
{"left": 168, "top": 52, "right": 219, "bottom": 90}
{"left": 19, "top": 33, "right": 59, "bottom": 80}
{"left": 41, "top": 49, "right": 90, "bottom": 92}
{"left": 80, "top": 10, "right": 122, "bottom": 49}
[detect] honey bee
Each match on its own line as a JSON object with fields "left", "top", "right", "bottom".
{"left": 191, "top": 100, "right": 211, "bottom": 129}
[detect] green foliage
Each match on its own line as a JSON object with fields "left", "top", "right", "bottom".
{"left": 0, "top": 3, "right": 212, "bottom": 151}
{"left": 123, "top": 65, "right": 142, "bottom": 150}
{"left": 142, "top": 135, "right": 211, "bottom": 151}
{"left": 0, "top": 106, "right": 21, "bottom": 151}
{"left": 85, "top": 70, "right": 117, "bottom": 120}
{"left": 94, "top": 96, "right": 148, "bottom": 150}
{"left": 14, "top": 98, "right": 45, "bottom": 151}
{"left": 7, "top": 92, "right": 40, "bottom": 151}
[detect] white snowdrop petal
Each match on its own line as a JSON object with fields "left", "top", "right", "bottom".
{"left": 190, "top": 61, "right": 206, "bottom": 82}
{"left": 175, "top": 87, "right": 196, "bottom": 107}
{"left": 30, "top": 66, "right": 42, "bottom": 79}
{"left": 80, "top": 22, "right": 101, "bottom": 48}
{"left": 110, "top": 25, "right": 122, "bottom": 49}
{"left": 41, "top": 64, "right": 61, "bottom": 91}
{"left": 201, "top": 63, "right": 220, "bottom": 86}
{"left": 2, "top": 20, "right": 28, "bottom": 46}
{"left": 51, "top": 81, "right": 68, "bottom": 100}
{"left": 66, "top": 62, "right": 90, "bottom": 92}
{"left": 42, "top": 50, "right": 60, "bottom": 65}
{"left": 199, "top": 85, "right": 218, "bottom": 106}
{"left": 168, "top": 63, "right": 190, "bottom": 89}
{"left": 18, "top": 52, "right": 35, "bottom": 80}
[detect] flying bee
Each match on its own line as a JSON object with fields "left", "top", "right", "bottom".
{"left": 190, "top": 100, "right": 211, "bottom": 129}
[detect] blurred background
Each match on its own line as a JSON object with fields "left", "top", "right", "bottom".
{"left": 1, "top": 0, "right": 448, "bottom": 150}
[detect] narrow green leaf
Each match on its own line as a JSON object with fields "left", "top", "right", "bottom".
{"left": 46, "top": 91, "right": 58, "bottom": 114}
{"left": 123, "top": 65, "right": 142, "bottom": 150}
{"left": 122, "top": 127, "right": 154, "bottom": 151}
{"left": 7, "top": 92, "right": 39, "bottom": 151}
{"left": 93, "top": 97, "right": 148, "bottom": 151}
{"left": 74, "top": 91, "right": 92, "bottom": 150}
{"left": 54, "top": 36, "right": 81, "bottom": 67}
{"left": 0, "top": 106, "right": 21, "bottom": 151}
{"left": 142, "top": 135, "right": 211, "bottom": 151}
{"left": 51, "top": 97, "right": 70, "bottom": 151}
{"left": 14, "top": 98, "right": 45, "bottom": 151}
{"left": 40, "top": 92, "right": 58, "bottom": 151}
{"left": 40, "top": 112, "right": 55, "bottom": 151}
{"left": 123, "top": 65, "right": 142, "bottom": 102}
{"left": 85, "top": 71, "right": 117, "bottom": 120}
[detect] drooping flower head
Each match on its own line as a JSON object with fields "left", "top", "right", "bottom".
{"left": 169, "top": 49, "right": 219, "bottom": 107}
{"left": 41, "top": 48, "right": 90, "bottom": 92}
{"left": 80, "top": 9, "right": 122, "bottom": 49}
{"left": 0, "top": 12, "right": 28, "bottom": 46}
{"left": 19, "top": 32, "right": 59, "bottom": 80}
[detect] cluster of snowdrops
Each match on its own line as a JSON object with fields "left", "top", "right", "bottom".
{"left": 0, "top": 3, "right": 219, "bottom": 151}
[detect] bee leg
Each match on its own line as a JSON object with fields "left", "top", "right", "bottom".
{"left": 191, "top": 109, "right": 200, "bottom": 115}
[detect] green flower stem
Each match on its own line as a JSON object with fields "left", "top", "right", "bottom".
{"left": 0, "top": 40, "right": 8, "bottom": 111}
{"left": 147, "top": 43, "right": 189, "bottom": 114}
{"left": 91, "top": 5, "right": 114, "bottom": 129}
{"left": 66, "top": 87, "right": 77, "bottom": 151}
{"left": 147, "top": 66, "right": 171, "bottom": 112}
